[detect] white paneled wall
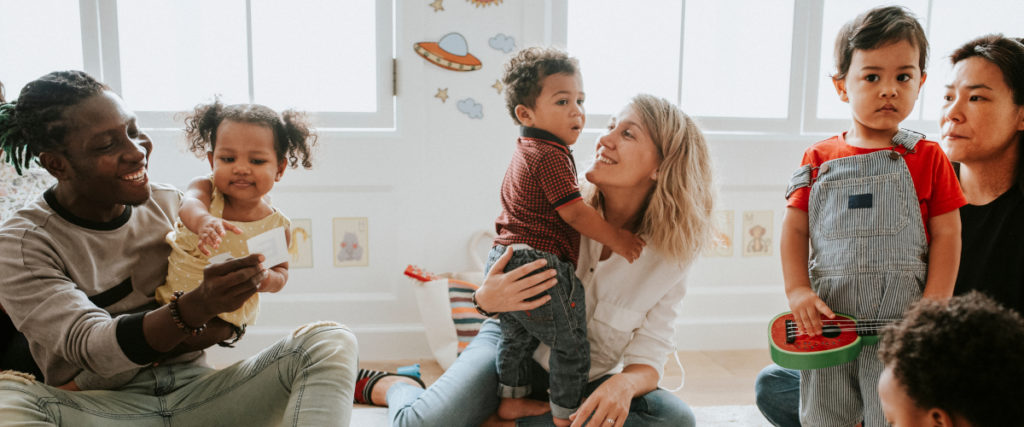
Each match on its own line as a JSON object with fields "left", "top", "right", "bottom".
{"left": 142, "top": 2, "right": 823, "bottom": 367}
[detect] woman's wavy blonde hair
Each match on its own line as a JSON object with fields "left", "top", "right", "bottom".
{"left": 583, "top": 94, "right": 715, "bottom": 265}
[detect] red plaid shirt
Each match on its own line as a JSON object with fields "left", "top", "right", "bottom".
{"left": 494, "top": 127, "right": 583, "bottom": 264}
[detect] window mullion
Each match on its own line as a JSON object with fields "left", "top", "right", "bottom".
{"left": 95, "top": 0, "right": 121, "bottom": 94}
{"left": 79, "top": 0, "right": 103, "bottom": 78}
{"left": 676, "top": 0, "right": 686, "bottom": 107}
{"left": 787, "top": 0, "right": 812, "bottom": 134}
{"left": 800, "top": 0, "right": 826, "bottom": 134}
{"left": 245, "top": 0, "right": 255, "bottom": 104}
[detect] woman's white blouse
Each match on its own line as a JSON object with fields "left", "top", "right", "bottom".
{"left": 533, "top": 236, "right": 690, "bottom": 381}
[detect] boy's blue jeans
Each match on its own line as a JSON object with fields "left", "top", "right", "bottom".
{"left": 486, "top": 244, "right": 590, "bottom": 420}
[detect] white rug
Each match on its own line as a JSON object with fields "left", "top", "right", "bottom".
{"left": 693, "top": 404, "right": 771, "bottom": 426}
{"left": 351, "top": 404, "right": 769, "bottom": 426}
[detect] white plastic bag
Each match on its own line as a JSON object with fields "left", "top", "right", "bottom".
{"left": 409, "top": 231, "right": 493, "bottom": 370}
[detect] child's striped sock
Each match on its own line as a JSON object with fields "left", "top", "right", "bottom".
{"left": 354, "top": 368, "right": 425, "bottom": 405}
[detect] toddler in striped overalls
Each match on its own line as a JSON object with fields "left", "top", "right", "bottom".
{"left": 780, "top": 6, "right": 966, "bottom": 427}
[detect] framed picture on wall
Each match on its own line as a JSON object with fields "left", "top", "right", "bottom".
{"left": 333, "top": 217, "right": 369, "bottom": 267}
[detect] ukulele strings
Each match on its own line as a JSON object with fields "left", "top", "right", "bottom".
{"left": 784, "top": 319, "right": 901, "bottom": 335}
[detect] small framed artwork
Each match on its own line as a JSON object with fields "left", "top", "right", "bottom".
{"left": 705, "top": 210, "right": 735, "bottom": 257}
{"left": 742, "top": 210, "right": 774, "bottom": 257}
{"left": 333, "top": 217, "right": 369, "bottom": 267}
{"left": 288, "top": 218, "right": 313, "bottom": 268}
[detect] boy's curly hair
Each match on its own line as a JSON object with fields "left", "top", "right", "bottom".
{"left": 501, "top": 46, "right": 579, "bottom": 125}
{"left": 878, "top": 292, "right": 1024, "bottom": 427}
{"left": 0, "top": 71, "right": 108, "bottom": 175}
{"left": 833, "top": 5, "right": 928, "bottom": 80}
{"left": 184, "top": 99, "right": 317, "bottom": 169}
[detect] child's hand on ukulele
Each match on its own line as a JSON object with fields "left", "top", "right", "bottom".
{"left": 196, "top": 216, "right": 243, "bottom": 256}
{"left": 610, "top": 229, "right": 646, "bottom": 263}
{"left": 787, "top": 287, "right": 835, "bottom": 337}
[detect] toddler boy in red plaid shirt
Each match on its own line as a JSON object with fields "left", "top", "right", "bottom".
{"left": 486, "top": 46, "right": 644, "bottom": 426}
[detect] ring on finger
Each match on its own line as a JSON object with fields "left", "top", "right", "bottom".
{"left": 605, "top": 418, "right": 615, "bottom": 424}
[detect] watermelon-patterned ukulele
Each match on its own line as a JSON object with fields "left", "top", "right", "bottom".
{"left": 768, "top": 312, "right": 897, "bottom": 370}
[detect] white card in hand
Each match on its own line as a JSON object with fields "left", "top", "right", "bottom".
{"left": 247, "top": 226, "right": 290, "bottom": 267}
{"left": 207, "top": 253, "right": 233, "bottom": 264}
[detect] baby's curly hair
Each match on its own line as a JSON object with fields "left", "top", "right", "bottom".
{"left": 878, "top": 292, "right": 1024, "bottom": 427}
{"left": 184, "top": 99, "right": 316, "bottom": 169}
{"left": 501, "top": 46, "right": 579, "bottom": 125}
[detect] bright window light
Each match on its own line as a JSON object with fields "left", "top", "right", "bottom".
{"left": 0, "top": 0, "right": 83, "bottom": 99}
{"left": 117, "top": 0, "right": 249, "bottom": 110}
{"left": 567, "top": 0, "right": 682, "bottom": 116}
{"left": 681, "top": 0, "right": 795, "bottom": 118}
{"left": 251, "top": 0, "right": 377, "bottom": 113}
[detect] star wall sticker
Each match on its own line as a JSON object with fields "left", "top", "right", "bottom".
{"left": 435, "top": 88, "right": 449, "bottom": 102}
{"left": 491, "top": 80, "right": 503, "bottom": 94}
{"left": 430, "top": 0, "right": 444, "bottom": 12}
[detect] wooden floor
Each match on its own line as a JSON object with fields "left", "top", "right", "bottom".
{"left": 362, "top": 349, "right": 772, "bottom": 407}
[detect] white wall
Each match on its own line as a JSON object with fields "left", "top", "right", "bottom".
{"left": 143, "top": 1, "right": 817, "bottom": 366}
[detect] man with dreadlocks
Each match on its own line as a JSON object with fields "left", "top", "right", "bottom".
{"left": 0, "top": 71, "right": 358, "bottom": 425}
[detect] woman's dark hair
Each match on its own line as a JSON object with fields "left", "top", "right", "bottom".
{"left": 878, "top": 292, "right": 1024, "bottom": 427}
{"left": 0, "top": 71, "right": 108, "bottom": 175}
{"left": 950, "top": 35, "right": 1024, "bottom": 189}
{"left": 184, "top": 99, "right": 316, "bottom": 169}
{"left": 833, "top": 6, "right": 929, "bottom": 80}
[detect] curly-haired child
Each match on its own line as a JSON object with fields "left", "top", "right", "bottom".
{"left": 154, "top": 100, "right": 316, "bottom": 345}
{"left": 484, "top": 46, "right": 645, "bottom": 426}
{"left": 877, "top": 292, "right": 1024, "bottom": 427}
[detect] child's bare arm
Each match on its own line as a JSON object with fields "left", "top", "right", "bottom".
{"left": 557, "top": 200, "right": 645, "bottom": 262}
{"left": 781, "top": 207, "right": 834, "bottom": 336}
{"left": 180, "top": 177, "right": 242, "bottom": 255}
{"left": 922, "top": 209, "right": 961, "bottom": 300}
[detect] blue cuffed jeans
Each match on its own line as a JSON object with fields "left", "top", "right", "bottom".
{"left": 487, "top": 244, "right": 589, "bottom": 420}
{"left": 0, "top": 322, "right": 358, "bottom": 426}
{"left": 387, "top": 319, "right": 695, "bottom": 427}
{"left": 754, "top": 364, "right": 801, "bottom": 427}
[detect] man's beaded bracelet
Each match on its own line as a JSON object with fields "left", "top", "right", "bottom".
{"left": 169, "top": 291, "right": 206, "bottom": 336}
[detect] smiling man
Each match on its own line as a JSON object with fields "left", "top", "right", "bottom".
{"left": 0, "top": 70, "right": 358, "bottom": 426}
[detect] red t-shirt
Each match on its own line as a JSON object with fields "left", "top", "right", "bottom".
{"left": 787, "top": 133, "right": 966, "bottom": 237}
{"left": 494, "top": 127, "right": 582, "bottom": 264}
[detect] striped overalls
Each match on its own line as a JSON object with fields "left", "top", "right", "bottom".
{"left": 785, "top": 129, "right": 929, "bottom": 427}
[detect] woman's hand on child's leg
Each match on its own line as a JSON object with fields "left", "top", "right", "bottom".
{"left": 476, "top": 248, "right": 558, "bottom": 314}
{"left": 787, "top": 287, "right": 835, "bottom": 337}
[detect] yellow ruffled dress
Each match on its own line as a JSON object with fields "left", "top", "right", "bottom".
{"left": 155, "top": 180, "right": 290, "bottom": 327}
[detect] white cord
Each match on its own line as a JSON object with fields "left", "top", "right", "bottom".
{"left": 660, "top": 349, "right": 686, "bottom": 392}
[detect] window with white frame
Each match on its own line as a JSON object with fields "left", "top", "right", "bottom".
{"left": 0, "top": 0, "right": 393, "bottom": 130}
{"left": 560, "top": 0, "right": 1023, "bottom": 135}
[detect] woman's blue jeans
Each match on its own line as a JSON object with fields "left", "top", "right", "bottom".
{"left": 754, "top": 364, "right": 801, "bottom": 427}
{"left": 387, "top": 319, "right": 695, "bottom": 427}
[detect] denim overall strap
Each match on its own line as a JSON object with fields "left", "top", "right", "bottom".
{"left": 785, "top": 164, "right": 814, "bottom": 200}
{"left": 798, "top": 133, "right": 928, "bottom": 427}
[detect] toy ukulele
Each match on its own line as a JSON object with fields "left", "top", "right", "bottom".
{"left": 768, "top": 312, "right": 898, "bottom": 370}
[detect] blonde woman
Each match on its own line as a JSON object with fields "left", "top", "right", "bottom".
{"left": 372, "top": 94, "right": 714, "bottom": 427}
